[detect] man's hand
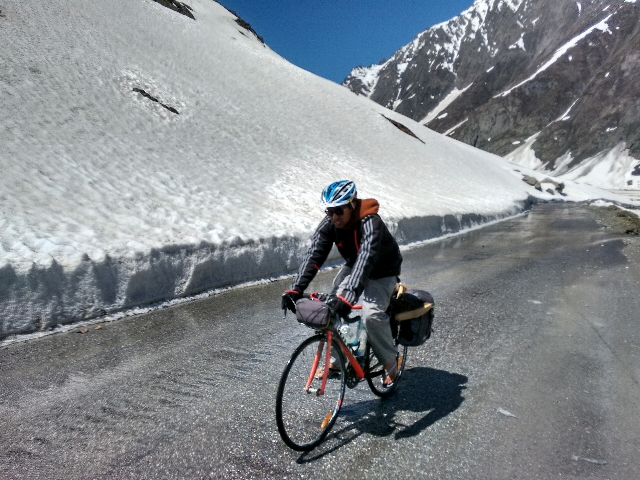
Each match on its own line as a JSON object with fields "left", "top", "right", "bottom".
{"left": 327, "top": 295, "right": 352, "bottom": 318}
{"left": 281, "top": 289, "right": 302, "bottom": 313}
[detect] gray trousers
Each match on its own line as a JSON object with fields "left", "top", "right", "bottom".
{"left": 332, "top": 266, "right": 398, "bottom": 367}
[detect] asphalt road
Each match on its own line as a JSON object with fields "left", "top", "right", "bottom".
{"left": 1, "top": 203, "right": 639, "bottom": 479}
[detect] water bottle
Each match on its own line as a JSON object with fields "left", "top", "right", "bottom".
{"left": 356, "top": 318, "right": 367, "bottom": 356}
{"left": 339, "top": 321, "right": 358, "bottom": 348}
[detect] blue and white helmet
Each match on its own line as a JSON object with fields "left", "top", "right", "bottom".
{"left": 321, "top": 180, "right": 357, "bottom": 208}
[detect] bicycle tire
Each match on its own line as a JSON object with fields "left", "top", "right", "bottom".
{"left": 275, "top": 334, "right": 346, "bottom": 451}
{"left": 365, "top": 342, "right": 408, "bottom": 398}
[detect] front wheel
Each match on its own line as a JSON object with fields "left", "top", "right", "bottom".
{"left": 365, "top": 342, "right": 408, "bottom": 398}
{"left": 275, "top": 334, "right": 346, "bottom": 451}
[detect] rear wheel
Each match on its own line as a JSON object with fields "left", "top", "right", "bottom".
{"left": 275, "top": 334, "right": 346, "bottom": 451}
{"left": 365, "top": 342, "right": 407, "bottom": 398}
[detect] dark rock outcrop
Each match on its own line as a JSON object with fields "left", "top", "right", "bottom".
{"left": 152, "top": 0, "right": 195, "bottom": 20}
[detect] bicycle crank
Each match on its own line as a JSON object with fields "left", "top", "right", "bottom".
{"left": 345, "top": 365, "right": 359, "bottom": 389}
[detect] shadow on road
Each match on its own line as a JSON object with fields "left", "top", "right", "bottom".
{"left": 297, "top": 366, "right": 467, "bottom": 462}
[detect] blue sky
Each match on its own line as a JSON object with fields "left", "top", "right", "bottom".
{"left": 220, "top": 1, "right": 476, "bottom": 84}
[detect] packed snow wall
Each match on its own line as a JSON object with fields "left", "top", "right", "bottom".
{"left": 0, "top": 202, "right": 535, "bottom": 338}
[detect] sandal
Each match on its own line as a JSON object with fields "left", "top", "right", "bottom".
{"left": 315, "top": 364, "right": 341, "bottom": 379}
{"left": 383, "top": 361, "right": 398, "bottom": 387}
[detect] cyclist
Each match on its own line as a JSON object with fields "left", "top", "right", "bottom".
{"left": 282, "top": 180, "right": 403, "bottom": 385}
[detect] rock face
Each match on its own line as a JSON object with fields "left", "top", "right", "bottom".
{"left": 152, "top": 0, "right": 195, "bottom": 19}
{"left": 343, "top": 0, "right": 640, "bottom": 186}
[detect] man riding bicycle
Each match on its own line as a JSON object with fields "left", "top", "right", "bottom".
{"left": 282, "top": 180, "right": 403, "bottom": 385}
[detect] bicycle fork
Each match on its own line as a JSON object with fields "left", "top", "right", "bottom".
{"left": 304, "top": 333, "right": 332, "bottom": 396}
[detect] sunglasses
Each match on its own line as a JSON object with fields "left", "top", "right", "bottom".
{"left": 325, "top": 206, "right": 346, "bottom": 216}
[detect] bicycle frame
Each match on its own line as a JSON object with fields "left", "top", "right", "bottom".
{"left": 305, "top": 330, "right": 366, "bottom": 396}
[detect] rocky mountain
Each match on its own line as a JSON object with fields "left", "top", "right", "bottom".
{"left": 343, "top": 0, "right": 640, "bottom": 189}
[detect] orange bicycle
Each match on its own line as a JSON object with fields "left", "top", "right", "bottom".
{"left": 275, "top": 293, "right": 409, "bottom": 451}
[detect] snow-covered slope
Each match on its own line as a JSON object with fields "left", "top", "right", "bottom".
{"left": 0, "top": 0, "right": 631, "bottom": 338}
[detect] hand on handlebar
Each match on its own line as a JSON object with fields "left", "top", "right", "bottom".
{"left": 281, "top": 289, "right": 302, "bottom": 314}
{"left": 326, "top": 295, "right": 353, "bottom": 318}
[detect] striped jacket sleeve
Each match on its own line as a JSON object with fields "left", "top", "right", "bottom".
{"left": 291, "top": 216, "right": 333, "bottom": 292}
{"left": 339, "top": 215, "right": 381, "bottom": 305}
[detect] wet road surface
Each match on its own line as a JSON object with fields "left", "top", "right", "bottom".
{"left": 1, "top": 203, "right": 639, "bottom": 479}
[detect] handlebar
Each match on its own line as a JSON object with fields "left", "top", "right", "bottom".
{"left": 283, "top": 292, "right": 362, "bottom": 320}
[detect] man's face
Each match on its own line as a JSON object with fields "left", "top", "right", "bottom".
{"left": 326, "top": 205, "right": 352, "bottom": 229}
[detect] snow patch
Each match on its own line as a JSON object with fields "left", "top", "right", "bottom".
{"left": 505, "top": 132, "right": 545, "bottom": 170}
{"left": 555, "top": 143, "right": 640, "bottom": 189}
{"left": 444, "top": 118, "right": 469, "bottom": 136}
{"left": 496, "top": 14, "right": 614, "bottom": 98}
{"left": 508, "top": 137, "right": 640, "bottom": 190}
{"left": 500, "top": 0, "right": 525, "bottom": 14}
{"left": 348, "top": 64, "right": 385, "bottom": 96}
{"left": 421, "top": 84, "right": 473, "bottom": 124}
{"left": 508, "top": 33, "right": 526, "bottom": 51}
{"left": 497, "top": 407, "right": 518, "bottom": 418}
{"left": 552, "top": 99, "right": 580, "bottom": 123}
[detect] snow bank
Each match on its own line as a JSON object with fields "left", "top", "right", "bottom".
{"left": 0, "top": 0, "right": 633, "bottom": 338}
{"left": 507, "top": 135, "right": 640, "bottom": 190}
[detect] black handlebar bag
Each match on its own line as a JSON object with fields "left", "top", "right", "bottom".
{"left": 295, "top": 298, "right": 332, "bottom": 330}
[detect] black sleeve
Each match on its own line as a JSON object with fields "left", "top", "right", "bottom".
{"left": 291, "top": 217, "right": 334, "bottom": 292}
